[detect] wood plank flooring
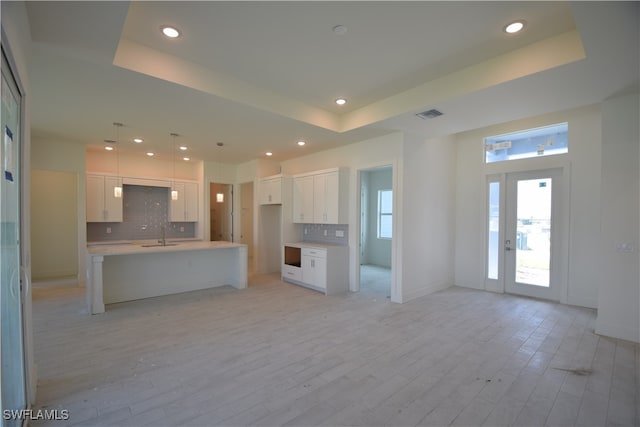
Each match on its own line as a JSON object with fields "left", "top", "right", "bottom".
{"left": 31, "top": 274, "right": 639, "bottom": 426}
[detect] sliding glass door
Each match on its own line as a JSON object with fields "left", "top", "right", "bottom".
{"left": 1, "top": 47, "right": 27, "bottom": 426}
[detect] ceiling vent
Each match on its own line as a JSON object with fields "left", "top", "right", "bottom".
{"left": 416, "top": 109, "right": 443, "bottom": 120}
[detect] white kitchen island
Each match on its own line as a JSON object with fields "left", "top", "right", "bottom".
{"left": 86, "top": 241, "right": 247, "bottom": 314}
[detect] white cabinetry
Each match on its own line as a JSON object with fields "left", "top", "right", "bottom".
{"left": 293, "top": 168, "right": 347, "bottom": 224}
{"left": 301, "top": 247, "right": 327, "bottom": 290}
{"left": 170, "top": 182, "right": 198, "bottom": 222}
{"left": 86, "top": 174, "right": 123, "bottom": 222}
{"left": 282, "top": 243, "right": 349, "bottom": 295}
{"left": 259, "top": 175, "right": 284, "bottom": 205}
{"left": 293, "top": 174, "right": 314, "bottom": 223}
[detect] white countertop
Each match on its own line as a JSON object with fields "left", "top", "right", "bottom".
{"left": 284, "top": 242, "right": 348, "bottom": 249}
{"left": 87, "top": 241, "right": 246, "bottom": 256}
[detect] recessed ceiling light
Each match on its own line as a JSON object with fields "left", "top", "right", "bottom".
{"left": 297, "top": 140, "right": 306, "bottom": 146}
{"left": 133, "top": 138, "right": 143, "bottom": 143}
{"left": 183, "top": 157, "right": 190, "bottom": 161}
{"left": 504, "top": 21, "right": 525, "bottom": 34}
{"left": 104, "top": 146, "right": 114, "bottom": 151}
{"left": 146, "top": 152, "right": 155, "bottom": 157}
{"left": 161, "top": 26, "right": 181, "bottom": 38}
{"left": 265, "top": 152, "right": 273, "bottom": 156}
{"left": 335, "top": 98, "right": 347, "bottom": 106}
{"left": 179, "top": 146, "right": 188, "bottom": 151}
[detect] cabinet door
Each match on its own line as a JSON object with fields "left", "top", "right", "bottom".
{"left": 170, "top": 182, "right": 186, "bottom": 221}
{"left": 86, "top": 175, "right": 105, "bottom": 222}
{"left": 104, "top": 176, "right": 123, "bottom": 222}
{"left": 301, "top": 255, "right": 326, "bottom": 289}
{"left": 293, "top": 175, "right": 314, "bottom": 223}
{"left": 184, "top": 182, "right": 198, "bottom": 221}
{"left": 313, "top": 172, "right": 339, "bottom": 224}
{"left": 259, "top": 178, "right": 281, "bottom": 205}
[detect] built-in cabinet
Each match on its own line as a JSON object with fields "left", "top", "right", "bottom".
{"left": 282, "top": 243, "right": 349, "bottom": 295}
{"left": 301, "top": 247, "right": 327, "bottom": 290}
{"left": 170, "top": 182, "right": 198, "bottom": 222}
{"left": 259, "top": 174, "right": 289, "bottom": 205}
{"left": 292, "top": 168, "right": 348, "bottom": 224}
{"left": 86, "top": 174, "right": 123, "bottom": 222}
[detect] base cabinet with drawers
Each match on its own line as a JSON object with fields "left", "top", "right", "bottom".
{"left": 282, "top": 243, "right": 348, "bottom": 295}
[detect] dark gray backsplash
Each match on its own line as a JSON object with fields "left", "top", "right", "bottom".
{"left": 87, "top": 185, "right": 195, "bottom": 242}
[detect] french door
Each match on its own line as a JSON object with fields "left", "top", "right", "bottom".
{"left": 1, "top": 47, "right": 27, "bottom": 425}
{"left": 487, "top": 168, "right": 565, "bottom": 301}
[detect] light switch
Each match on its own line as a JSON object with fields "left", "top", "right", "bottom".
{"left": 106, "top": 227, "right": 111, "bottom": 234}
{"left": 335, "top": 230, "right": 344, "bottom": 237}
{"left": 323, "top": 229, "right": 327, "bottom": 236}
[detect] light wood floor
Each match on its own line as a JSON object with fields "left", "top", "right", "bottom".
{"left": 31, "top": 275, "right": 639, "bottom": 426}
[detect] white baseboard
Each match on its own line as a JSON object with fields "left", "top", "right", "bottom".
{"left": 32, "top": 278, "right": 79, "bottom": 288}
{"left": 595, "top": 318, "right": 640, "bottom": 344}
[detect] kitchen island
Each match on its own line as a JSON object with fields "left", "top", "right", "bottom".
{"left": 86, "top": 241, "right": 247, "bottom": 314}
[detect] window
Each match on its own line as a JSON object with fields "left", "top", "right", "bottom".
{"left": 377, "top": 190, "right": 392, "bottom": 239}
{"left": 484, "top": 123, "right": 568, "bottom": 163}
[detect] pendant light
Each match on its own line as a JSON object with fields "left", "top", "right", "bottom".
{"left": 170, "top": 132, "right": 179, "bottom": 201}
{"left": 113, "top": 122, "right": 123, "bottom": 198}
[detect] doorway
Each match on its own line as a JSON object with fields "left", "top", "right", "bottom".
{"left": 486, "top": 168, "right": 566, "bottom": 301}
{"left": 210, "top": 183, "right": 233, "bottom": 241}
{"left": 359, "top": 166, "right": 392, "bottom": 299}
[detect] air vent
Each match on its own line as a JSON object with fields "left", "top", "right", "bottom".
{"left": 416, "top": 109, "right": 443, "bottom": 120}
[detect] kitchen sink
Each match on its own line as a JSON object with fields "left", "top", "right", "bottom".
{"left": 141, "top": 243, "right": 179, "bottom": 247}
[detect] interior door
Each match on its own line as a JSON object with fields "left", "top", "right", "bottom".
{"left": 1, "top": 48, "right": 27, "bottom": 426}
{"left": 504, "top": 169, "right": 563, "bottom": 301}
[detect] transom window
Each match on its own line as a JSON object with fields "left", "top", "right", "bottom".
{"left": 484, "top": 123, "right": 568, "bottom": 164}
{"left": 377, "top": 190, "right": 392, "bottom": 239}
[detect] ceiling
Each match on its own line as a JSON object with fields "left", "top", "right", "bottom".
{"left": 24, "top": 1, "right": 639, "bottom": 164}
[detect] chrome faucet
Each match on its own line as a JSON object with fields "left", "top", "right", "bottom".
{"left": 159, "top": 225, "right": 166, "bottom": 246}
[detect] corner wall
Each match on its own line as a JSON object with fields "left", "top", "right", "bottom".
{"left": 401, "top": 133, "right": 456, "bottom": 302}
{"left": 596, "top": 92, "right": 640, "bottom": 343}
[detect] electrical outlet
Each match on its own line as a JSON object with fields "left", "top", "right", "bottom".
{"left": 304, "top": 227, "right": 307, "bottom": 234}
{"left": 106, "top": 227, "right": 111, "bottom": 234}
{"left": 180, "top": 226, "right": 184, "bottom": 232}
{"left": 323, "top": 229, "right": 327, "bottom": 236}
{"left": 335, "top": 230, "right": 344, "bottom": 238}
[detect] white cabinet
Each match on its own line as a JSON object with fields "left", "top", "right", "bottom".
{"left": 170, "top": 182, "right": 198, "bottom": 222}
{"left": 293, "top": 168, "right": 347, "bottom": 224}
{"left": 293, "top": 175, "right": 314, "bottom": 223}
{"left": 301, "top": 247, "right": 327, "bottom": 290}
{"left": 86, "top": 174, "right": 123, "bottom": 222}
{"left": 259, "top": 175, "right": 284, "bottom": 205}
{"left": 282, "top": 243, "right": 349, "bottom": 295}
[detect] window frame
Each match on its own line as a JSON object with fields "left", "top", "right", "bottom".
{"left": 377, "top": 189, "right": 392, "bottom": 240}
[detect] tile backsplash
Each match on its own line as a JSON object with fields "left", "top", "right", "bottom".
{"left": 87, "top": 185, "right": 195, "bottom": 242}
{"left": 302, "top": 224, "right": 348, "bottom": 246}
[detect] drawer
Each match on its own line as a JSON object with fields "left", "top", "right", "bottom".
{"left": 282, "top": 264, "right": 302, "bottom": 281}
{"left": 301, "top": 247, "right": 326, "bottom": 258}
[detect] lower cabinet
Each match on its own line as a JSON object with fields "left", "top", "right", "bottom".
{"left": 282, "top": 244, "right": 348, "bottom": 295}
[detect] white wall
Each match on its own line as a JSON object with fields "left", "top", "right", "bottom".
{"left": 455, "top": 104, "right": 602, "bottom": 308}
{"left": 596, "top": 92, "right": 639, "bottom": 343}
{"left": 401, "top": 133, "right": 456, "bottom": 302}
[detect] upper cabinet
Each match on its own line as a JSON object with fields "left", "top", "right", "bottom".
{"left": 259, "top": 174, "right": 286, "bottom": 205}
{"left": 86, "top": 174, "right": 123, "bottom": 222}
{"left": 169, "top": 182, "right": 198, "bottom": 222}
{"left": 293, "top": 168, "right": 348, "bottom": 224}
{"left": 292, "top": 174, "right": 314, "bottom": 223}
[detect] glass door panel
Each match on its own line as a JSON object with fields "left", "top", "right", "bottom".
{"left": 505, "top": 169, "right": 562, "bottom": 301}
{"left": 1, "top": 48, "right": 26, "bottom": 425}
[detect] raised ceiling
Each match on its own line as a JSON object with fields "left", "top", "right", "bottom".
{"left": 24, "top": 1, "right": 639, "bottom": 164}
